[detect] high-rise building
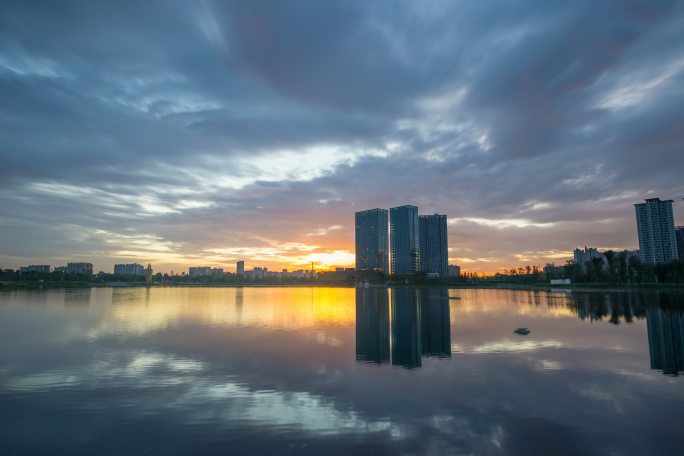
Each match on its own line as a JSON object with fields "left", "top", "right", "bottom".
{"left": 419, "top": 214, "right": 448, "bottom": 277}
{"left": 390, "top": 205, "right": 419, "bottom": 275}
{"left": 114, "top": 263, "right": 145, "bottom": 275}
{"left": 66, "top": 262, "right": 93, "bottom": 274}
{"left": 635, "top": 198, "right": 678, "bottom": 264}
{"left": 236, "top": 260, "right": 245, "bottom": 275}
{"left": 355, "top": 208, "right": 389, "bottom": 274}
{"left": 676, "top": 226, "right": 684, "bottom": 261}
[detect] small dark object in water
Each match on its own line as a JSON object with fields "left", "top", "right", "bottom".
{"left": 448, "top": 296, "right": 461, "bottom": 300}
{"left": 514, "top": 328, "right": 530, "bottom": 335}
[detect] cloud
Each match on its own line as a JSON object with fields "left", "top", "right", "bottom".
{"left": 1, "top": 0, "right": 684, "bottom": 273}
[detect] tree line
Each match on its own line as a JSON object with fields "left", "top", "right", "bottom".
{"left": 524, "top": 252, "right": 684, "bottom": 285}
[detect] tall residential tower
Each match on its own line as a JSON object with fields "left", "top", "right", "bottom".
{"left": 355, "top": 208, "right": 389, "bottom": 274}
{"left": 635, "top": 198, "right": 678, "bottom": 264}
{"left": 390, "top": 205, "right": 419, "bottom": 275}
{"left": 419, "top": 214, "right": 448, "bottom": 277}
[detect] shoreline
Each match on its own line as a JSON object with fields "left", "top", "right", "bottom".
{"left": 2, "top": 281, "right": 684, "bottom": 292}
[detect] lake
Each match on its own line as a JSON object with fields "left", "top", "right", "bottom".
{"left": 1, "top": 287, "right": 683, "bottom": 455}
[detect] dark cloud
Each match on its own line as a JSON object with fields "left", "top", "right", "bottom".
{"left": 1, "top": 0, "right": 683, "bottom": 272}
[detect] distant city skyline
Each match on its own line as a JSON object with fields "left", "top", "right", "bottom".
{"left": 1, "top": 2, "right": 683, "bottom": 274}
{"left": 5, "top": 198, "right": 684, "bottom": 276}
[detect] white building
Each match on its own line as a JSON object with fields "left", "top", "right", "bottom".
{"left": 189, "top": 267, "right": 224, "bottom": 277}
{"left": 573, "top": 247, "right": 607, "bottom": 272}
{"left": 635, "top": 198, "right": 678, "bottom": 264}
{"left": 66, "top": 262, "right": 93, "bottom": 274}
{"left": 114, "top": 263, "right": 145, "bottom": 275}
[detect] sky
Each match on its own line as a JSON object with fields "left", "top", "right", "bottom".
{"left": 1, "top": 0, "right": 683, "bottom": 274}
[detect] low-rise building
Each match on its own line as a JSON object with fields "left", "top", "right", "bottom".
{"left": 573, "top": 247, "right": 607, "bottom": 272}
{"left": 19, "top": 265, "right": 50, "bottom": 273}
{"left": 66, "top": 262, "right": 93, "bottom": 274}
{"left": 114, "top": 263, "right": 145, "bottom": 275}
{"left": 189, "top": 267, "right": 224, "bottom": 277}
{"left": 448, "top": 265, "right": 461, "bottom": 277}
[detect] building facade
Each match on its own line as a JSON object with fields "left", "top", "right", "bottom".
{"left": 114, "top": 263, "right": 145, "bottom": 275}
{"left": 236, "top": 260, "right": 245, "bottom": 275}
{"left": 66, "top": 262, "right": 93, "bottom": 274}
{"left": 419, "top": 214, "right": 448, "bottom": 277}
{"left": 19, "top": 265, "right": 50, "bottom": 273}
{"left": 189, "top": 267, "right": 224, "bottom": 277}
{"left": 448, "top": 265, "right": 461, "bottom": 277}
{"left": 635, "top": 198, "right": 678, "bottom": 264}
{"left": 573, "top": 246, "right": 607, "bottom": 272}
{"left": 390, "top": 205, "right": 419, "bottom": 275}
{"left": 355, "top": 208, "right": 389, "bottom": 274}
{"left": 676, "top": 226, "right": 684, "bottom": 261}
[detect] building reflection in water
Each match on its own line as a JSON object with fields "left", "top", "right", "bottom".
{"left": 565, "top": 290, "right": 684, "bottom": 376}
{"left": 355, "top": 288, "right": 390, "bottom": 364}
{"left": 392, "top": 288, "right": 422, "bottom": 369}
{"left": 647, "top": 304, "right": 684, "bottom": 376}
{"left": 356, "top": 287, "right": 451, "bottom": 369}
{"left": 235, "top": 287, "right": 244, "bottom": 324}
{"left": 420, "top": 288, "right": 451, "bottom": 358}
{"left": 64, "top": 288, "right": 93, "bottom": 307}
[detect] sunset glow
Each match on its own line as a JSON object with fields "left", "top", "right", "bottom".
{"left": 0, "top": 1, "right": 683, "bottom": 275}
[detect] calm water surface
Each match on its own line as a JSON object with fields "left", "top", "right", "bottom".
{"left": 1, "top": 287, "right": 683, "bottom": 455}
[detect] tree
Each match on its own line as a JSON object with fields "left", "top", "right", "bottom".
{"left": 563, "top": 259, "right": 581, "bottom": 282}
{"left": 604, "top": 250, "right": 616, "bottom": 282}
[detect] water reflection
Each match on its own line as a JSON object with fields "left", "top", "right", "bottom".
{"left": 391, "top": 288, "right": 422, "bottom": 369}
{"left": 355, "top": 288, "right": 390, "bottom": 364}
{"left": 354, "top": 288, "right": 684, "bottom": 376}
{"left": 420, "top": 288, "right": 451, "bottom": 358}
{"left": 646, "top": 306, "right": 684, "bottom": 376}
{"left": 570, "top": 292, "right": 643, "bottom": 323}
{"left": 3, "top": 287, "right": 684, "bottom": 454}
{"left": 235, "top": 287, "right": 244, "bottom": 324}
{"left": 356, "top": 287, "right": 451, "bottom": 368}
{"left": 558, "top": 290, "right": 684, "bottom": 376}
{"left": 63, "top": 288, "right": 92, "bottom": 307}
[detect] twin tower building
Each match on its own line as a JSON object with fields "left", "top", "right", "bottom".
{"left": 355, "top": 205, "right": 448, "bottom": 277}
